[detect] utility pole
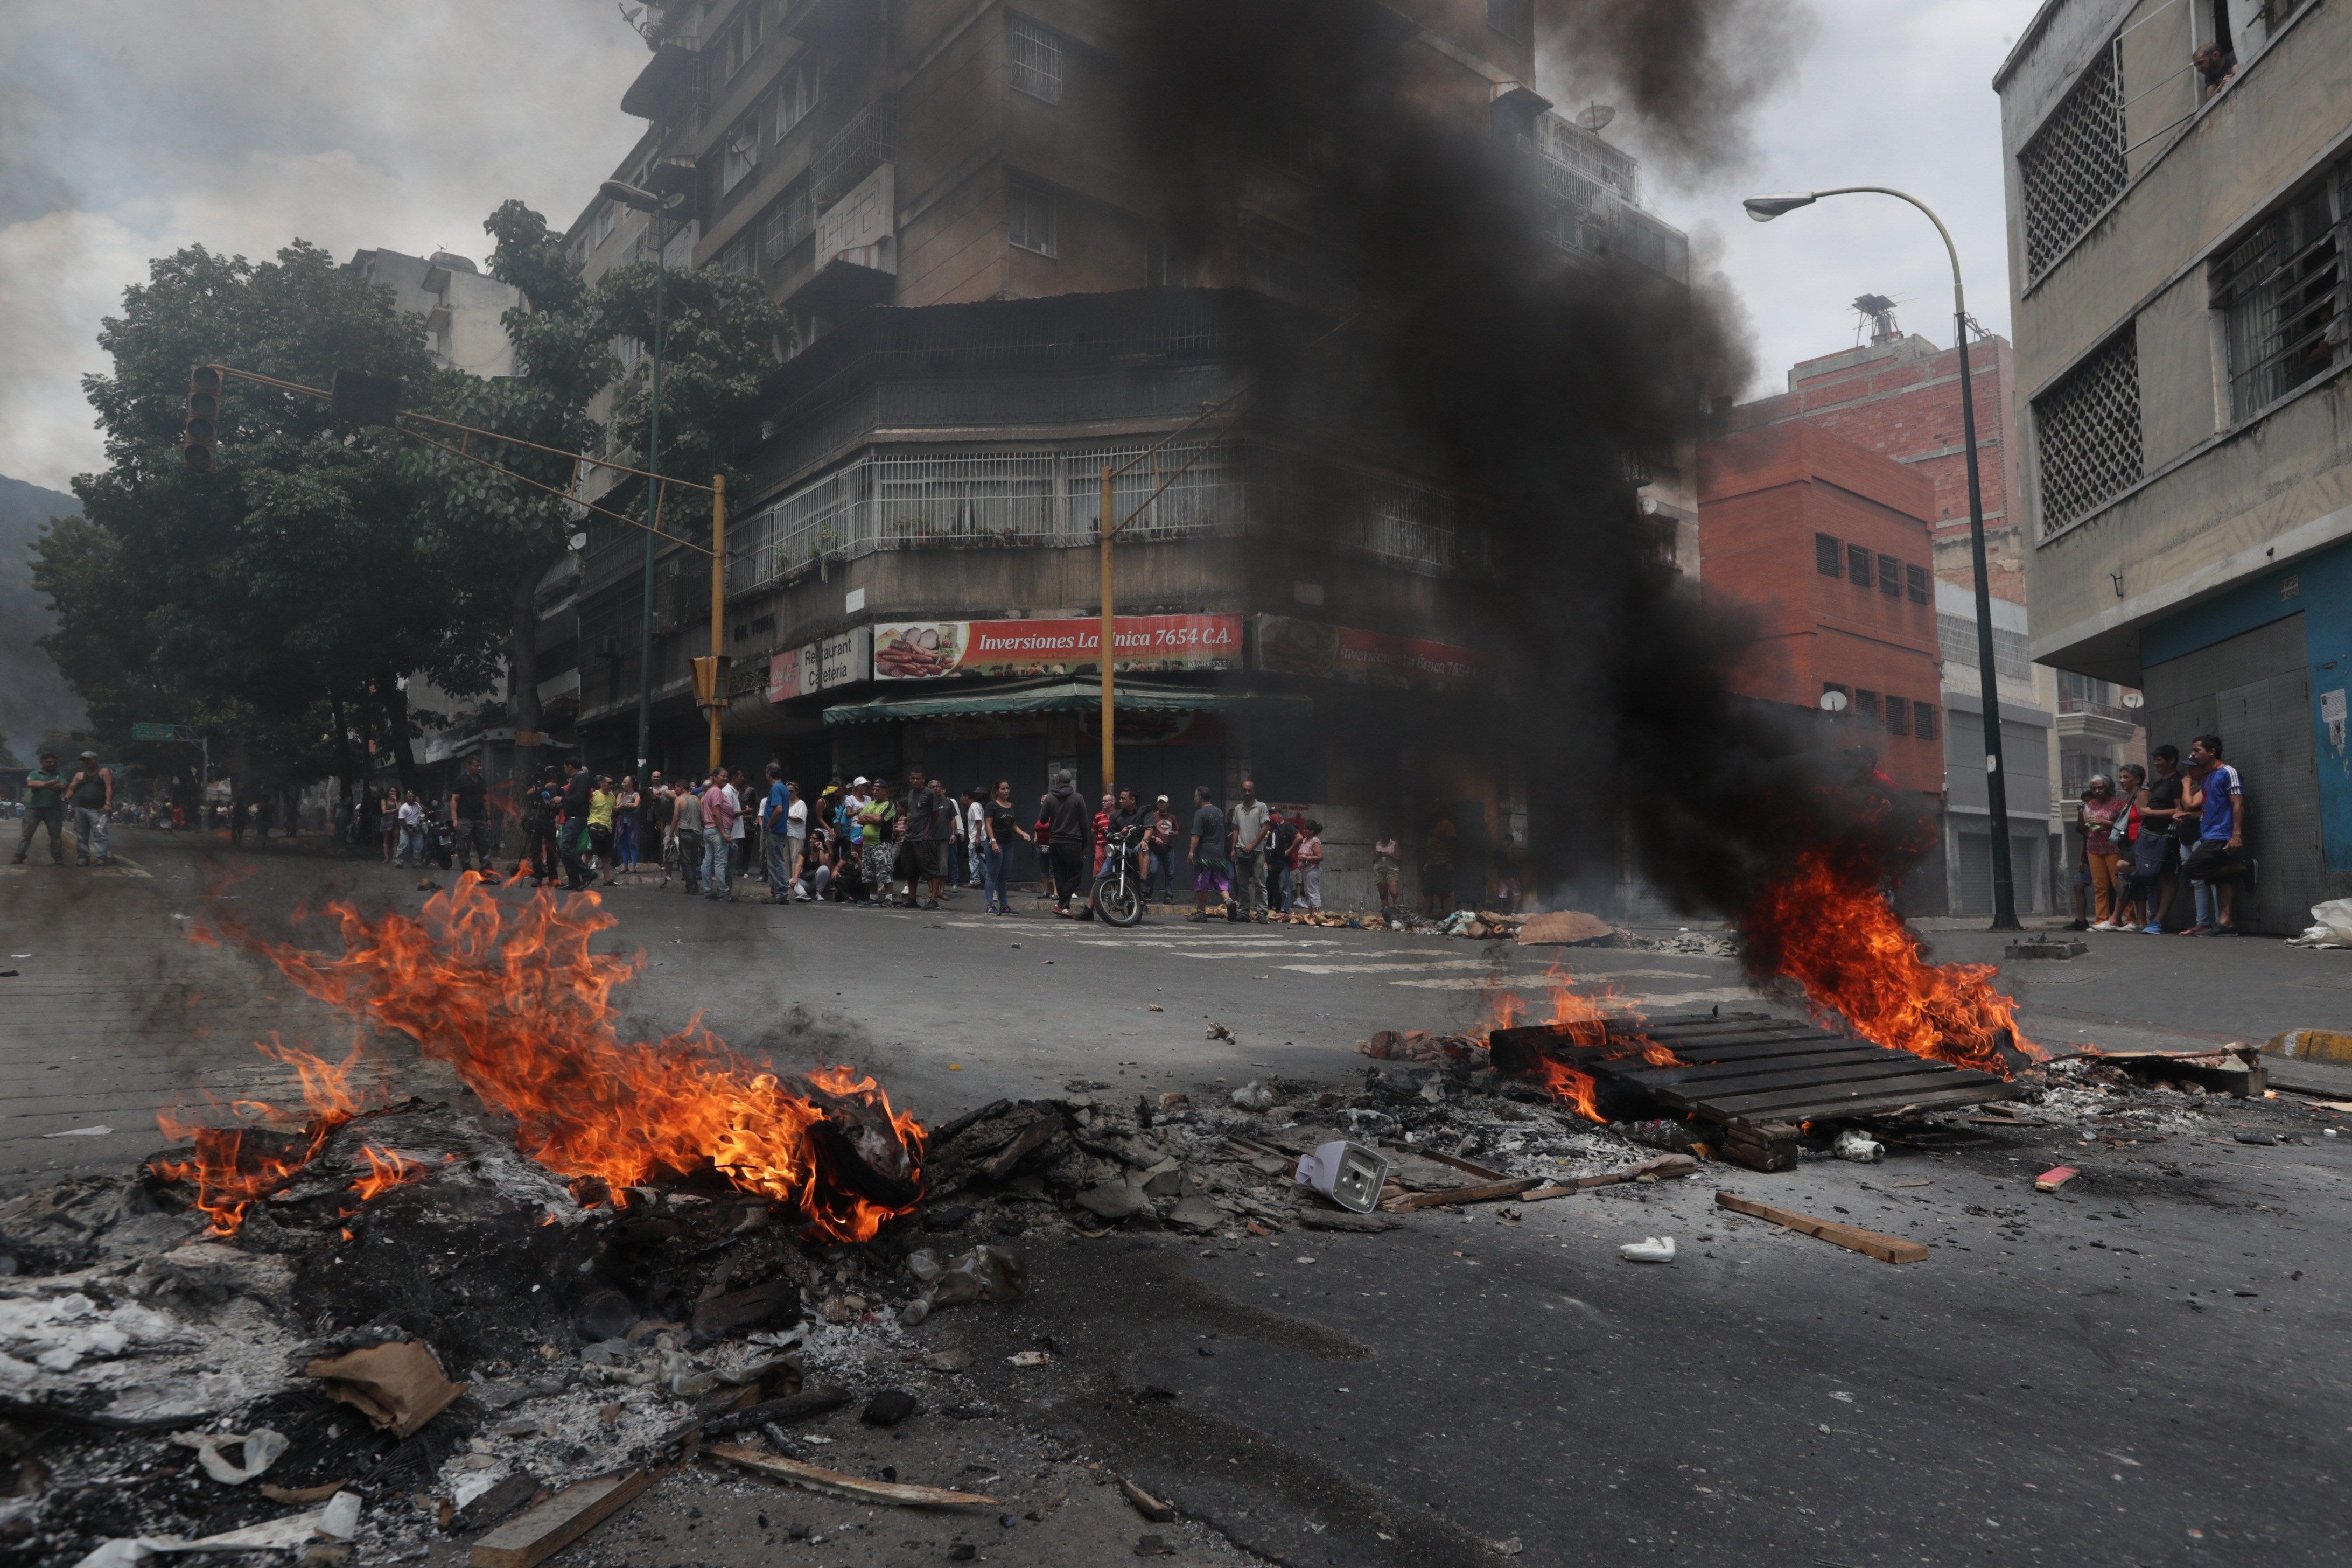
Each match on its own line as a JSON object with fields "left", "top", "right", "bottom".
{"left": 603, "top": 179, "right": 677, "bottom": 782}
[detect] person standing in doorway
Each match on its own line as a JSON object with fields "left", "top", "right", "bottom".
{"left": 11, "top": 751, "right": 66, "bottom": 865}
{"left": 1229, "top": 780, "right": 1270, "bottom": 922}
{"left": 2181, "top": 734, "right": 2246, "bottom": 935}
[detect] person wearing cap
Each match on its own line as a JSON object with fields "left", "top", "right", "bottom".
{"left": 12, "top": 751, "right": 67, "bottom": 864}
{"left": 66, "top": 750, "right": 113, "bottom": 866}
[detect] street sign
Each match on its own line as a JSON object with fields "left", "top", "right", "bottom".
{"left": 131, "top": 722, "right": 190, "bottom": 741}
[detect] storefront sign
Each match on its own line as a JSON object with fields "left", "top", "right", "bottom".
{"left": 767, "top": 646, "right": 803, "bottom": 703}
{"left": 771, "top": 627, "right": 870, "bottom": 701}
{"left": 1254, "top": 614, "right": 1488, "bottom": 690}
{"left": 872, "top": 614, "right": 1243, "bottom": 681}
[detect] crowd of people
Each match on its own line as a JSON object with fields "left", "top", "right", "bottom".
{"left": 2069, "top": 733, "right": 2250, "bottom": 937}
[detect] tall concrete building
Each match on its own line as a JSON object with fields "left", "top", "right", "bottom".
{"left": 538, "top": 0, "right": 1693, "bottom": 908}
{"left": 1720, "top": 310, "right": 2066, "bottom": 913}
{"left": 1996, "top": 0, "right": 2350, "bottom": 930}
{"left": 342, "top": 249, "right": 526, "bottom": 378}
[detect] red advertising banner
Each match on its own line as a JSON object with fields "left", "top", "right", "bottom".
{"left": 872, "top": 614, "right": 1243, "bottom": 680}
{"left": 1255, "top": 614, "right": 1488, "bottom": 690}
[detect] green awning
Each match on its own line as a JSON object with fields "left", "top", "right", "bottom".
{"left": 823, "top": 679, "right": 1305, "bottom": 726}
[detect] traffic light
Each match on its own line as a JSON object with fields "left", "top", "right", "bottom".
{"left": 181, "top": 365, "right": 222, "bottom": 473}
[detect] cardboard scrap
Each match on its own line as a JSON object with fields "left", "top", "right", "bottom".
{"left": 706, "top": 1443, "right": 999, "bottom": 1507}
{"left": 1515, "top": 909, "right": 1619, "bottom": 946}
{"left": 303, "top": 1341, "right": 467, "bottom": 1439}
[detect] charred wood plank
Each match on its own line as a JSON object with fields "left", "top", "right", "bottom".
{"left": 468, "top": 1469, "right": 656, "bottom": 1568}
{"left": 1715, "top": 1191, "right": 1928, "bottom": 1264}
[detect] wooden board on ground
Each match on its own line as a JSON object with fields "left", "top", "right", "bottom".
{"left": 471, "top": 1470, "right": 655, "bottom": 1568}
{"left": 706, "top": 1444, "right": 999, "bottom": 1507}
{"left": 1714, "top": 1191, "right": 1929, "bottom": 1264}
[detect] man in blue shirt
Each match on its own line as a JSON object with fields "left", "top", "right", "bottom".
{"left": 2181, "top": 733, "right": 2245, "bottom": 935}
{"left": 761, "top": 762, "right": 794, "bottom": 905}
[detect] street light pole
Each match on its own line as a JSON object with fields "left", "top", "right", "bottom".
{"left": 605, "top": 179, "right": 676, "bottom": 782}
{"left": 1743, "top": 186, "right": 2022, "bottom": 930}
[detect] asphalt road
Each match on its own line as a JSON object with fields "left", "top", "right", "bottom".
{"left": 8, "top": 830, "right": 2352, "bottom": 1566}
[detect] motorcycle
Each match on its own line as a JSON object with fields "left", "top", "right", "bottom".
{"left": 1089, "top": 823, "right": 1148, "bottom": 928}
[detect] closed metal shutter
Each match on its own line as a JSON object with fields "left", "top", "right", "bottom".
{"left": 1954, "top": 831, "right": 1992, "bottom": 916}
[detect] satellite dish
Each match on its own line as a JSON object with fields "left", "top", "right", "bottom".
{"left": 1576, "top": 103, "right": 1616, "bottom": 133}
{"left": 1818, "top": 690, "right": 1850, "bottom": 713}
{"left": 2122, "top": 691, "right": 2145, "bottom": 710}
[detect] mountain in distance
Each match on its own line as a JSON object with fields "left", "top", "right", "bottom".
{"left": 0, "top": 473, "right": 89, "bottom": 765}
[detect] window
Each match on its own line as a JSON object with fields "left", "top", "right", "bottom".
{"left": 1906, "top": 564, "right": 1930, "bottom": 604}
{"left": 1823, "top": 682, "right": 1849, "bottom": 707}
{"left": 1007, "top": 13, "right": 1062, "bottom": 104}
{"left": 1486, "top": 0, "right": 1532, "bottom": 43}
{"left": 594, "top": 202, "right": 617, "bottom": 244}
{"left": 1877, "top": 554, "right": 1902, "bottom": 596}
{"left": 718, "top": 0, "right": 765, "bottom": 81}
{"left": 1846, "top": 544, "right": 1873, "bottom": 587}
{"left": 774, "top": 55, "right": 823, "bottom": 142}
{"left": 1914, "top": 702, "right": 1938, "bottom": 740}
{"left": 722, "top": 109, "right": 760, "bottom": 195}
{"left": 1887, "top": 698, "right": 1911, "bottom": 737}
{"left": 2034, "top": 327, "right": 2143, "bottom": 534}
{"left": 1147, "top": 236, "right": 1199, "bottom": 288}
{"left": 716, "top": 232, "right": 758, "bottom": 277}
{"left": 1854, "top": 690, "right": 1881, "bottom": 725}
{"left": 2017, "top": 43, "right": 2126, "bottom": 278}
{"left": 1008, "top": 179, "right": 1056, "bottom": 256}
{"left": 1242, "top": 235, "right": 1308, "bottom": 303}
{"left": 1815, "top": 533, "right": 1842, "bottom": 577}
{"left": 2211, "top": 155, "right": 2350, "bottom": 421}
{"left": 565, "top": 235, "right": 587, "bottom": 273}
{"left": 761, "top": 173, "right": 813, "bottom": 263}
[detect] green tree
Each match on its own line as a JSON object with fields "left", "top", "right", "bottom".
{"left": 37, "top": 241, "right": 493, "bottom": 796}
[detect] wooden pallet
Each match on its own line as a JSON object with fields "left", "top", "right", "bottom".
{"left": 1489, "top": 1011, "right": 2018, "bottom": 1128}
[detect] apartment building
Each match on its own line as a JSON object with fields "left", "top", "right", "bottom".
{"left": 538, "top": 0, "right": 1692, "bottom": 908}
{"left": 1997, "top": 0, "right": 2351, "bottom": 929}
{"left": 1721, "top": 309, "right": 2068, "bottom": 913}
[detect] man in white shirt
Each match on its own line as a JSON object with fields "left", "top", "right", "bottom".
{"left": 723, "top": 772, "right": 745, "bottom": 880}
{"left": 396, "top": 791, "right": 424, "bottom": 867}
{"left": 786, "top": 786, "right": 810, "bottom": 901}
{"left": 964, "top": 787, "right": 988, "bottom": 888}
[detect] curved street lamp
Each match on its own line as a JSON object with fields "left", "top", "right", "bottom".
{"left": 1744, "top": 186, "right": 2022, "bottom": 932}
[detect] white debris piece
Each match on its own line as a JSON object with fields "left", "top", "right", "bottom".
{"left": 1618, "top": 1235, "right": 1677, "bottom": 1264}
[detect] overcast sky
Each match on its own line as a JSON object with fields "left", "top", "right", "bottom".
{"left": 0, "top": 0, "right": 2047, "bottom": 495}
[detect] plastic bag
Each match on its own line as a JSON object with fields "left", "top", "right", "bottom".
{"left": 899, "top": 1244, "right": 1027, "bottom": 1326}
{"left": 1832, "top": 1128, "right": 1884, "bottom": 1163}
{"left": 2288, "top": 898, "right": 2352, "bottom": 948}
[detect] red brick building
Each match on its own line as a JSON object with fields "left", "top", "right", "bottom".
{"left": 1721, "top": 329, "right": 2025, "bottom": 601}
{"left": 1698, "top": 423, "right": 1946, "bottom": 811}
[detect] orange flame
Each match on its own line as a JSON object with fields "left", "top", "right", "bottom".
{"left": 1472, "top": 965, "right": 1671, "bottom": 1122}
{"left": 1741, "top": 852, "right": 2036, "bottom": 1075}
{"left": 218, "top": 877, "right": 925, "bottom": 1242}
{"left": 349, "top": 1144, "right": 431, "bottom": 1204}
{"left": 151, "top": 1039, "right": 378, "bottom": 1234}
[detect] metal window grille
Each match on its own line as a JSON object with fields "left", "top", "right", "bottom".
{"left": 1915, "top": 702, "right": 1938, "bottom": 740}
{"left": 1877, "top": 554, "right": 1902, "bottom": 596}
{"left": 1887, "top": 697, "right": 1910, "bottom": 736}
{"left": 2017, "top": 45, "right": 2126, "bottom": 278}
{"left": 1846, "top": 544, "right": 1873, "bottom": 586}
{"left": 762, "top": 174, "right": 813, "bottom": 263}
{"left": 1854, "top": 690, "right": 1881, "bottom": 724}
{"left": 2212, "top": 156, "right": 2350, "bottom": 421}
{"left": 1007, "top": 14, "right": 1062, "bottom": 103}
{"left": 1009, "top": 180, "right": 1056, "bottom": 257}
{"left": 1906, "top": 564, "right": 1929, "bottom": 604}
{"left": 1816, "top": 533, "right": 1842, "bottom": 576}
{"left": 1486, "top": 0, "right": 1531, "bottom": 43}
{"left": 810, "top": 99, "right": 895, "bottom": 212}
{"left": 2034, "top": 328, "right": 2142, "bottom": 534}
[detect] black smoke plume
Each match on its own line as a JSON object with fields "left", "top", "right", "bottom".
{"left": 1119, "top": 0, "right": 1926, "bottom": 923}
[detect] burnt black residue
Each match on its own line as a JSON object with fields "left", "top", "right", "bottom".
{"left": 1118, "top": 2, "right": 1918, "bottom": 920}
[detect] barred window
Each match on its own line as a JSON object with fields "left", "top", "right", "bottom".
{"left": 2211, "top": 155, "right": 2350, "bottom": 421}
{"left": 1915, "top": 702, "right": 1938, "bottom": 740}
{"left": 2017, "top": 45, "right": 2126, "bottom": 278}
{"left": 1878, "top": 554, "right": 1902, "bottom": 597}
{"left": 1008, "top": 179, "right": 1056, "bottom": 257}
{"left": 1906, "top": 564, "right": 1929, "bottom": 604}
{"left": 1846, "top": 544, "right": 1873, "bottom": 587}
{"left": 1487, "top": 0, "right": 1532, "bottom": 42}
{"left": 1007, "top": 13, "right": 1062, "bottom": 104}
{"left": 1816, "top": 533, "right": 1842, "bottom": 577}
{"left": 761, "top": 174, "right": 813, "bottom": 263}
{"left": 1854, "top": 689, "right": 1881, "bottom": 725}
{"left": 1887, "top": 697, "right": 1911, "bottom": 737}
{"left": 2035, "top": 328, "right": 2143, "bottom": 534}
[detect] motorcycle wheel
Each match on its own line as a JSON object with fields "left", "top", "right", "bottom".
{"left": 1094, "top": 872, "right": 1144, "bottom": 928}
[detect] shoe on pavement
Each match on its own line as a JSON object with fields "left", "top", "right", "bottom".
{"left": 2142, "top": 922, "right": 2163, "bottom": 934}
